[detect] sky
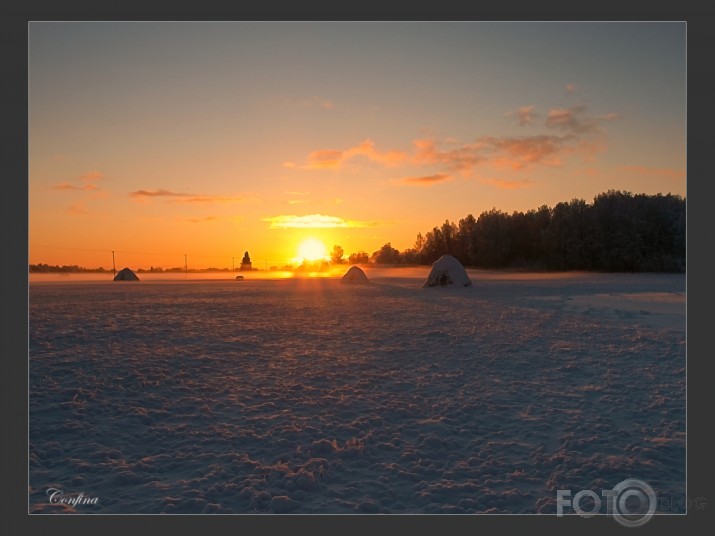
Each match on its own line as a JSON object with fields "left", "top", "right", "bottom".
{"left": 28, "top": 21, "right": 686, "bottom": 269}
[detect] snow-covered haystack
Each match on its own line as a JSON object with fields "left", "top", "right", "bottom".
{"left": 422, "top": 255, "right": 471, "bottom": 288}
{"left": 341, "top": 265, "right": 370, "bottom": 284}
{"left": 113, "top": 267, "right": 140, "bottom": 281}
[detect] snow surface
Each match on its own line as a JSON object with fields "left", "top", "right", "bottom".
{"left": 29, "top": 270, "right": 685, "bottom": 514}
{"left": 423, "top": 255, "right": 472, "bottom": 288}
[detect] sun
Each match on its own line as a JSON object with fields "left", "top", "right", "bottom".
{"left": 296, "top": 237, "right": 329, "bottom": 263}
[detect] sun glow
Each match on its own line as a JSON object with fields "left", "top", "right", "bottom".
{"left": 294, "top": 237, "right": 329, "bottom": 264}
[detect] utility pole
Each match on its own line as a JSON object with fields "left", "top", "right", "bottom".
{"left": 112, "top": 250, "right": 116, "bottom": 279}
{"left": 232, "top": 257, "right": 235, "bottom": 271}
{"left": 184, "top": 254, "right": 188, "bottom": 279}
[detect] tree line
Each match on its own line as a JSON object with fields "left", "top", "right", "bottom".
{"left": 340, "top": 190, "right": 685, "bottom": 272}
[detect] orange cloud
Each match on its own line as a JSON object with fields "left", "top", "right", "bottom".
{"left": 294, "top": 139, "right": 408, "bottom": 170}
{"left": 129, "top": 189, "right": 247, "bottom": 204}
{"left": 67, "top": 202, "right": 90, "bottom": 215}
{"left": 484, "top": 135, "right": 565, "bottom": 170}
{"left": 507, "top": 105, "right": 538, "bottom": 126}
{"left": 479, "top": 178, "right": 533, "bottom": 190}
{"left": 79, "top": 170, "right": 104, "bottom": 182}
{"left": 54, "top": 182, "right": 99, "bottom": 191}
{"left": 300, "top": 96, "right": 335, "bottom": 110}
{"left": 545, "top": 106, "right": 599, "bottom": 134}
{"left": 565, "top": 83, "right": 578, "bottom": 95}
{"left": 304, "top": 149, "right": 344, "bottom": 170}
{"left": 620, "top": 166, "right": 685, "bottom": 180}
{"left": 262, "top": 214, "right": 378, "bottom": 229}
{"left": 412, "top": 138, "right": 485, "bottom": 173}
{"left": 400, "top": 173, "right": 452, "bottom": 186}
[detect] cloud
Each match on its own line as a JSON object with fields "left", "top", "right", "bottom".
{"left": 620, "top": 165, "right": 685, "bottom": 180}
{"left": 400, "top": 173, "right": 452, "bottom": 186}
{"left": 79, "top": 170, "right": 104, "bottom": 182}
{"left": 288, "top": 102, "right": 617, "bottom": 183}
{"left": 67, "top": 203, "right": 89, "bottom": 215}
{"left": 54, "top": 182, "right": 99, "bottom": 191}
{"left": 54, "top": 169, "right": 105, "bottom": 192}
{"left": 291, "top": 139, "right": 409, "bottom": 170}
{"left": 129, "top": 189, "right": 247, "bottom": 204}
{"left": 187, "top": 216, "right": 219, "bottom": 223}
{"left": 300, "top": 96, "right": 335, "bottom": 110}
{"left": 507, "top": 105, "right": 538, "bottom": 126}
{"left": 412, "top": 139, "right": 485, "bottom": 173}
{"left": 479, "top": 178, "right": 533, "bottom": 190}
{"left": 482, "top": 135, "right": 565, "bottom": 170}
{"left": 565, "top": 83, "right": 578, "bottom": 95}
{"left": 544, "top": 106, "right": 601, "bottom": 134}
{"left": 130, "top": 189, "right": 188, "bottom": 198}
{"left": 262, "top": 214, "right": 378, "bottom": 229}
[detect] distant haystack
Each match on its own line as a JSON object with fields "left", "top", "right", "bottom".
{"left": 114, "top": 267, "right": 140, "bottom": 281}
{"left": 341, "top": 265, "right": 369, "bottom": 284}
{"left": 422, "top": 255, "right": 472, "bottom": 288}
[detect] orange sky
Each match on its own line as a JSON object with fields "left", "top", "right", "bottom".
{"left": 29, "top": 22, "right": 686, "bottom": 269}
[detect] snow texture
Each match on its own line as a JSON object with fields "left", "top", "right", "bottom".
{"left": 29, "top": 270, "right": 685, "bottom": 514}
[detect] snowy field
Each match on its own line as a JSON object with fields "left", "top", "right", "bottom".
{"left": 29, "top": 269, "right": 686, "bottom": 514}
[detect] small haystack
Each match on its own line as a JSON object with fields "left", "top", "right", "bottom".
{"left": 114, "top": 267, "right": 140, "bottom": 281}
{"left": 341, "top": 265, "right": 370, "bottom": 284}
{"left": 422, "top": 255, "right": 471, "bottom": 287}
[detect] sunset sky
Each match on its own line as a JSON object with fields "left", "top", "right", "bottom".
{"left": 29, "top": 21, "right": 686, "bottom": 269}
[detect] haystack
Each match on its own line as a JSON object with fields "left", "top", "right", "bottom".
{"left": 422, "top": 255, "right": 471, "bottom": 287}
{"left": 341, "top": 265, "right": 370, "bottom": 284}
{"left": 113, "top": 267, "right": 140, "bottom": 281}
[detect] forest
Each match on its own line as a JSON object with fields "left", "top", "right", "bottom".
{"left": 360, "top": 190, "right": 685, "bottom": 272}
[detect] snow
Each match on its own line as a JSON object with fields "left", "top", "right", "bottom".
{"left": 423, "top": 255, "right": 472, "bottom": 288}
{"left": 29, "top": 270, "right": 685, "bottom": 514}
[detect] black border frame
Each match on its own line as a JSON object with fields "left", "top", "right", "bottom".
{"left": 4, "top": 2, "right": 712, "bottom": 534}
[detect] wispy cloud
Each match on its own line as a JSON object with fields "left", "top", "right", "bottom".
{"left": 262, "top": 214, "right": 378, "bottom": 229}
{"left": 54, "top": 182, "right": 99, "bottom": 191}
{"left": 507, "top": 105, "right": 538, "bottom": 126}
{"left": 54, "top": 169, "right": 105, "bottom": 191}
{"left": 129, "top": 189, "right": 247, "bottom": 204}
{"left": 620, "top": 165, "right": 685, "bottom": 180}
{"left": 479, "top": 178, "right": 533, "bottom": 190}
{"left": 400, "top": 173, "right": 452, "bottom": 186}
{"left": 482, "top": 135, "right": 565, "bottom": 170}
{"left": 565, "top": 83, "right": 578, "bottom": 95}
{"left": 287, "top": 139, "right": 408, "bottom": 170}
{"left": 412, "top": 139, "right": 485, "bottom": 172}
{"left": 299, "top": 96, "right": 335, "bottom": 110}
{"left": 544, "top": 106, "right": 601, "bottom": 134}
{"left": 130, "top": 189, "right": 187, "bottom": 198}
{"left": 54, "top": 170, "right": 107, "bottom": 214}
{"left": 79, "top": 170, "right": 104, "bottom": 182}
{"left": 67, "top": 203, "right": 90, "bottom": 215}
{"left": 287, "top": 101, "right": 618, "bottom": 184}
